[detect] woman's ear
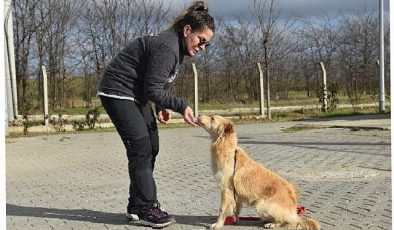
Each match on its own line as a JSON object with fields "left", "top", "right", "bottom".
{"left": 183, "top": 25, "right": 192, "bottom": 38}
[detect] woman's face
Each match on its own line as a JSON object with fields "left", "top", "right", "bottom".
{"left": 183, "top": 25, "right": 214, "bottom": 57}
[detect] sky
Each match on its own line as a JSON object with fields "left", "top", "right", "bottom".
{"left": 169, "top": 0, "right": 390, "bottom": 19}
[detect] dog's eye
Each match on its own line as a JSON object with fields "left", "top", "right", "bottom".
{"left": 211, "top": 117, "right": 215, "bottom": 121}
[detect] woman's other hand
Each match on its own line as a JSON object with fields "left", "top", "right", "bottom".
{"left": 158, "top": 109, "right": 172, "bottom": 124}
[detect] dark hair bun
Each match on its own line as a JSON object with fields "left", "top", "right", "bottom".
{"left": 195, "top": 5, "right": 208, "bottom": 12}
{"left": 170, "top": 1, "right": 215, "bottom": 32}
{"left": 189, "top": 1, "right": 208, "bottom": 13}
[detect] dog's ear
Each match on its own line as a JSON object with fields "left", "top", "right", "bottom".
{"left": 223, "top": 121, "right": 234, "bottom": 134}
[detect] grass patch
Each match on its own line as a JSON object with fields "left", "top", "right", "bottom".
{"left": 6, "top": 121, "right": 192, "bottom": 138}
{"left": 350, "top": 127, "right": 361, "bottom": 131}
{"left": 54, "top": 107, "right": 106, "bottom": 115}
{"left": 282, "top": 125, "right": 326, "bottom": 133}
{"left": 197, "top": 93, "right": 379, "bottom": 109}
{"left": 319, "top": 110, "right": 368, "bottom": 118}
{"left": 199, "top": 102, "right": 257, "bottom": 110}
{"left": 158, "top": 123, "right": 190, "bottom": 129}
{"left": 8, "top": 103, "right": 389, "bottom": 138}
{"left": 7, "top": 126, "right": 119, "bottom": 138}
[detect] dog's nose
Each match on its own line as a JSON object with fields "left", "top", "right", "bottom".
{"left": 197, "top": 114, "right": 203, "bottom": 122}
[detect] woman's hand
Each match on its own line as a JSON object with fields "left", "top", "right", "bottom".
{"left": 158, "top": 109, "right": 172, "bottom": 124}
{"left": 183, "top": 106, "right": 199, "bottom": 127}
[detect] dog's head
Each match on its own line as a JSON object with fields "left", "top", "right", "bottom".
{"left": 197, "top": 114, "right": 235, "bottom": 139}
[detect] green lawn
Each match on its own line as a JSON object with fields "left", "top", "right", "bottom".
{"left": 48, "top": 92, "right": 385, "bottom": 115}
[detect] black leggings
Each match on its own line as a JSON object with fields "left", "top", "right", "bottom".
{"left": 99, "top": 96, "right": 159, "bottom": 211}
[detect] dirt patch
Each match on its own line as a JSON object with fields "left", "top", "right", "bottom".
{"left": 281, "top": 124, "right": 326, "bottom": 133}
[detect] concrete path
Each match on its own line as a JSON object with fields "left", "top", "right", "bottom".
{"left": 6, "top": 115, "right": 391, "bottom": 229}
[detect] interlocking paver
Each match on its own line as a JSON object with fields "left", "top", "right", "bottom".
{"left": 6, "top": 116, "right": 391, "bottom": 229}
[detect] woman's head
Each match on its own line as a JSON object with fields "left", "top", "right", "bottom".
{"left": 171, "top": 1, "right": 215, "bottom": 57}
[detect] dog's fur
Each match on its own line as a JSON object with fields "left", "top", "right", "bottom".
{"left": 197, "top": 114, "right": 320, "bottom": 230}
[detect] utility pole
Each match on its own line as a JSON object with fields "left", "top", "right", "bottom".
{"left": 378, "top": 0, "right": 385, "bottom": 112}
{"left": 5, "top": 0, "right": 18, "bottom": 121}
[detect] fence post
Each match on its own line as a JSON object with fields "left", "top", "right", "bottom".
{"left": 319, "top": 62, "right": 328, "bottom": 112}
{"left": 192, "top": 63, "right": 198, "bottom": 117}
{"left": 257, "top": 63, "right": 266, "bottom": 118}
{"left": 42, "top": 66, "right": 49, "bottom": 126}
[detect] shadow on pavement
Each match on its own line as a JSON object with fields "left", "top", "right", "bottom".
{"left": 7, "top": 204, "right": 265, "bottom": 228}
{"left": 239, "top": 140, "right": 389, "bottom": 146}
{"left": 238, "top": 140, "right": 390, "bottom": 157}
{"left": 173, "top": 215, "right": 214, "bottom": 228}
{"left": 6, "top": 203, "right": 128, "bottom": 225}
{"left": 305, "top": 113, "right": 390, "bottom": 122}
{"left": 174, "top": 215, "right": 265, "bottom": 228}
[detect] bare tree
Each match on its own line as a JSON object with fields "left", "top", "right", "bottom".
{"left": 13, "top": 0, "right": 41, "bottom": 112}
{"left": 10, "top": 0, "right": 390, "bottom": 114}
{"left": 298, "top": 16, "right": 340, "bottom": 98}
{"left": 252, "top": 0, "right": 294, "bottom": 118}
{"left": 74, "top": 0, "right": 170, "bottom": 106}
{"left": 338, "top": 10, "right": 380, "bottom": 99}
{"left": 216, "top": 17, "right": 260, "bottom": 102}
{"left": 194, "top": 41, "right": 217, "bottom": 103}
{"left": 34, "top": 0, "right": 50, "bottom": 110}
{"left": 37, "top": 0, "right": 77, "bottom": 110}
{"left": 134, "top": 0, "right": 170, "bottom": 35}
{"left": 76, "top": 0, "right": 128, "bottom": 106}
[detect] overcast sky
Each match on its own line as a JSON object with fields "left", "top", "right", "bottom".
{"left": 169, "top": 0, "right": 390, "bottom": 19}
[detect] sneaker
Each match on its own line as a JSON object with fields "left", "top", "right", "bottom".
{"left": 126, "top": 206, "right": 140, "bottom": 221}
{"left": 126, "top": 212, "right": 139, "bottom": 221}
{"left": 131, "top": 203, "right": 175, "bottom": 228}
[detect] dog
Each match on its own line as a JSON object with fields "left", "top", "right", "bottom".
{"left": 197, "top": 114, "right": 320, "bottom": 230}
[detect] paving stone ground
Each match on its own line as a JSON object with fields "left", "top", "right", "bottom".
{"left": 6, "top": 116, "right": 391, "bottom": 229}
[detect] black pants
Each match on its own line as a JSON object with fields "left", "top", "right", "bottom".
{"left": 100, "top": 96, "right": 159, "bottom": 212}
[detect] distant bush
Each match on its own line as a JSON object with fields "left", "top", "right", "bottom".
{"left": 85, "top": 107, "right": 100, "bottom": 129}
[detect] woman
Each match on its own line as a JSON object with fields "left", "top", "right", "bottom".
{"left": 97, "top": 1, "right": 215, "bottom": 228}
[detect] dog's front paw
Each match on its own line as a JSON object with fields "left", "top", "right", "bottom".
{"left": 263, "top": 223, "right": 280, "bottom": 229}
{"left": 210, "top": 222, "right": 223, "bottom": 229}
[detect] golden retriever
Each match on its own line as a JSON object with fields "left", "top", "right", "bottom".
{"left": 197, "top": 114, "right": 320, "bottom": 230}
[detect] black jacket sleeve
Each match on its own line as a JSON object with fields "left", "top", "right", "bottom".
{"left": 143, "top": 42, "right": 188, "bottom": 115}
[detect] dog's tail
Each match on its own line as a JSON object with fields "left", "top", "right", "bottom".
{"left": 296, "top": 218, "right": 320, "bottom": 230}
{"left": 290, "top": 181, "right": 301, "bottom": 199}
